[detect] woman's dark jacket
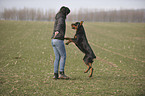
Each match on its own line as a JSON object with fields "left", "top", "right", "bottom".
{"left": 51, "top": 6, "right": 70, "bottom": 40}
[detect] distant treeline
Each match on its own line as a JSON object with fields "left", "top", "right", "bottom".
{"left": 0, "top": 8, "right": 145, "bottom": 22}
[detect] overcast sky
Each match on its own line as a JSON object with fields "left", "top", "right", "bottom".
{"left": 0, "top": 0, "right": 145, "bottom": 11}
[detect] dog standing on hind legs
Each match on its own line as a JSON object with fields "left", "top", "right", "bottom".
{"left": 65, "top": 21, "right": 96, "bottom": 77}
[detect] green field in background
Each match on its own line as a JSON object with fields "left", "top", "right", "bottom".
{"left": 0, "top": 20, "right": 145, "bottom": 96}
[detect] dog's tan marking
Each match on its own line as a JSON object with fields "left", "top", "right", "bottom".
{"left": 84, "top": 65, "right": 90, "bottom": 73}
{"left": 72, "top": 25, "right": 78, "bottom": 30}
{"left": 88, "top": 63, "right": 93, "bottom": 77}
{"left": 80, "top": 21, "right": 84, "bottom": 25}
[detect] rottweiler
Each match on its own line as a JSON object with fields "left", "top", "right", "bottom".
{"left": 65, "top": 21, "right": 96, "bottom": 77}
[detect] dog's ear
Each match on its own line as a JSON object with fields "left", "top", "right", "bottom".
{"left": 80, "top": 21, "right": 84, "bottom": 25}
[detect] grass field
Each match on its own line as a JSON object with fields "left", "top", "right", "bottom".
{"left": 0, "top": 20, "right": 145, "bottom": 96}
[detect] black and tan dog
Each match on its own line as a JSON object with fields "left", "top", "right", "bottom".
{"left": 65, "top": 21, "right": 96, "bottom": 77}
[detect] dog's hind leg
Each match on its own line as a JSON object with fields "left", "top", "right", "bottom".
{"left": 88, "top": 63, "right": 93, "bottom": 77}
{"left": 84, "top": 63, "right": 93, "bottom": 77}
{"left": 84, "top": 65, "right": 91, "bottom": 73}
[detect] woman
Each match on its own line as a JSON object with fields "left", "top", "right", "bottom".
{"left": 51, "top": 6, "right": 70, "bottom": 79}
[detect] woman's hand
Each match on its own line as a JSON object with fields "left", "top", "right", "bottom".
{"left": 54, "top": 31, "right": 59, "bottom": 38}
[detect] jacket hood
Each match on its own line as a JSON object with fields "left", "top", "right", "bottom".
{"left": 55, "top": 6, "right": 70, "bottom": 19}
{"left": 60, "top": 6, "right": 70, "bottom": 15}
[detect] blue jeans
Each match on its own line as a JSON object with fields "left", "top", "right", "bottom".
{"left": 51, "top": 39, "right": 66, "bottom": 73}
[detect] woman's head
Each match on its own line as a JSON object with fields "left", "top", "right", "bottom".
{"left": 60, "top": 6, "right": 70, "bottom": 15}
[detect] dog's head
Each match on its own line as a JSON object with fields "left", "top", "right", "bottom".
{"left": 71, "top": 21, "right": 84, "bottom": 30}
